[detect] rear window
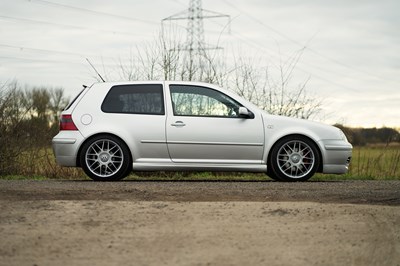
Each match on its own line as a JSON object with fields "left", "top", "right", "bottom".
{"left": 64, "top": 88, "right": 85, "bottom": 110}
{"left": 101, "top": 84, "right": 164, "bottom": 115}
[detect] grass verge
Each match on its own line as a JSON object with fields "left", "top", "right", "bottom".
{"left": 1, "top": 145, "right": 399, "bottom": 181}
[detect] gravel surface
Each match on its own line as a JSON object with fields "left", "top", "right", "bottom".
{"left": 0, "top": 180, "right": 399, "bottom": 205}
{"left": 1, "top": 180, "right": 400, "bottom": 266}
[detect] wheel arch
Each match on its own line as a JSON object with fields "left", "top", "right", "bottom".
{"left": 76, "top": 132, "right": 133, "bottom": 168}
{"left": 267, "top": 134, "right": 324, "bottom": 173}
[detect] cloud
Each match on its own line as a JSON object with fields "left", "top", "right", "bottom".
{"left": 0, "top": 0, "right": 399, "bottom": 126}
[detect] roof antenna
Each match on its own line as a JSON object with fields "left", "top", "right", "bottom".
{"left": 86, "top": 58, "right": 106, "bottom": 82}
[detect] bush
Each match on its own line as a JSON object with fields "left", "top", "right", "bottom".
{"left": 0, "top": 81, "right": 69, "bottom": 176}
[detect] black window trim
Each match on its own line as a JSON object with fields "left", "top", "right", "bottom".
{"left": 169, "top": 84, "right": 254, "bottom": 119}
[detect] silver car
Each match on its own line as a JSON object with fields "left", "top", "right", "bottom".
{"left": 52, "top": 81, "right": 352, "bottom": 181}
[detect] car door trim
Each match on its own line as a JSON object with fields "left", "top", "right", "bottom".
{"left": 167, "top": 141, "right": 263, "bottom": 146}
{"left": 141, "top": 140, "right": 167, "bottom": 144}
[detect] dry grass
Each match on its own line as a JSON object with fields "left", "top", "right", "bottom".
{"left": 348, "top": 145, "right": 400, "bottom": 179}
{"left": 1, "top": 144, "right": 399, "bottom": 180}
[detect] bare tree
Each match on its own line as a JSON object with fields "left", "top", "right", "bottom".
{"left": 49, "top": 88, "right": 69, "bottom": 126}
{"left": 109, "top": 33, "right": 322, "bottom": 120}
{"left": 0, "top": 81, "right": 31, "bottom": 174}
{"left": 229, "top": 49, "right": 322, "bottom": 119}
{"left": 111, "top": 30, "right": 227, "bottom": 84}
{"left": 0, "top": 81, "right": 69, "bottom": 176}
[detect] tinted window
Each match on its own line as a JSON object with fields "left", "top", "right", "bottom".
{"left": 102, "top": 84, "right": 164, "bottom": 115}
{"left": 170, "top": 85, "right": 242, "bottom": 117}
{"left": 64, "top": 88, "right": 85, "bottom": 110}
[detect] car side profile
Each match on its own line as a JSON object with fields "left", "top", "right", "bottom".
{"left": 52, "top": 81, "right": 352, "bottom": 181}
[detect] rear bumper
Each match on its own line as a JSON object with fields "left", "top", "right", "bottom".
{"left": 52, "top": 131, "right": 85, "bottom": 167}
{"left": 319, "top": 140, "right": 353, "bottom": 174}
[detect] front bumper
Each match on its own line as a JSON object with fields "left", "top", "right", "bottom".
{"left": 319, "top": 139, "right": 353, "bottom": 174}
{"left": 52, "top": 131, "right": 85, "bottom": 167}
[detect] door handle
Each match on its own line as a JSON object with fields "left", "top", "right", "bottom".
{"left": 171, "top": 121, "right": 186, "bottom": 127}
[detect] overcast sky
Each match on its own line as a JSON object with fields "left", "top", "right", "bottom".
{"left": 1, "top": 0, "right": 399, "bottom": 127}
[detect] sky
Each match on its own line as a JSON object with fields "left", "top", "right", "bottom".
{"left": 0, "top": 0, "right": 399, "bottom": 127}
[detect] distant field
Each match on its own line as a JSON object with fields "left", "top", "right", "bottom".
{"left": 1, "top": 145, "right": 399, "bottom": 181}
{"left": 347, "top": 145, "right": 400, "bottom": 180}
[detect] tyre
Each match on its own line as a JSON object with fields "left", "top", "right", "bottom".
{"left": 80, "top": 135, "right": 132, "bottom": 181}
{"left": 268, "top": 136, "right": 320, "bottom": 182}
{"left": 266, "top": 169, "right": 282, "bottom": 181}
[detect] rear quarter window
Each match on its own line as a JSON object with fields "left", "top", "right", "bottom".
{"left": 101, "top": 84, "right": 165, "bottom": 115}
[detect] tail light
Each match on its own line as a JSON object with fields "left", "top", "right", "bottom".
{"left": 60, "top": 114, "right": 78, "bottom": 131}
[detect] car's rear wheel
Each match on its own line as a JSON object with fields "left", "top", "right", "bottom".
{"left": 80, "top": 135, "right": 131, "bottom": 181}
{"left": 268, "top": 136, "right": 320, "bottom": 182}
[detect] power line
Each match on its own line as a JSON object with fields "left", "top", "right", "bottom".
{"left": 226, "top": 31, "right": 360, "bottom": 92}
{"left": 0, "top": 43, "right": 130, "bottom": 65}
{"left": 0, "top": 43, "right": 142, "bottom": 66}
{"left": 174, "top": 12, "right": 354, "bottom": 92}
{"left": 222, "top": 0, "right": 391, "bottom": 82}
{"left": 0, "top": 55, "right": 129, "bottom": 69}
{"left": 0, "top": 15, "right": 152, "bottom": 37}
{"left": 164, "top": 7, "right": 362, "bottom": 93}
{"left": 0, "top": 55, "right": 84, "bottom": 66}
{"left": 170, "top": 0, "right": 187, "bottom": 7}
{"left": 231, "top": 30, "right": 363, "bottom": 90}
{"left": 0, "top": 43, "right": 94, "bottom": 58}
{"left": 25, "top": 0, "right": 160, "bottom": 25}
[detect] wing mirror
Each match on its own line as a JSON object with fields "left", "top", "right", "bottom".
{"left": 238, "top": 107, "right": 254, "bottom": 119}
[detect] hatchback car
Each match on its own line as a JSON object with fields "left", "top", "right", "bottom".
{"left": 52, "top": 81, "right": 352, "bottom": 181}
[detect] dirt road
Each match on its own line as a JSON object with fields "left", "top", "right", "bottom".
{"left": 1, "top": 180, "right": 399, "bottom": 266}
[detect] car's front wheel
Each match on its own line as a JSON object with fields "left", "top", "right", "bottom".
{"left": 80, "top": 135, "right": 132, "bottom": 181}
{"left": 268, "top": 136, "right": 320, "bottom": 181}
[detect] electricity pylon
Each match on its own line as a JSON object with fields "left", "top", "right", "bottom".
{"left": 162, "top": 0, "right": 230, "bottom": 80}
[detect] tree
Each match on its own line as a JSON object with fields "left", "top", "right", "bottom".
{"left": 229, "top": 50, "right": 322, "bottom": 119}
{"left": 335, "top": 124, "right": 400, "bottom": 145}
{"left": 102, "top": 33, "right": 323, "bottom": 120}
{"left": 0, "top": 81, "right": 69, "bottom": 175}
{"left": 0, "top": 81, "right": 31, "bottom": 174}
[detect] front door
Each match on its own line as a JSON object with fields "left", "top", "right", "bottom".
{"left": 166, "top": 84, "right": 264, "bottom": 164}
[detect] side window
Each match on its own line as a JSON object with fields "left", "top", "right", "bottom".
{"left": 170, "top": 85, "right": 242, "bottom": 118}
{"left": 102, "top": 84, "right": 164, "bottom": 115}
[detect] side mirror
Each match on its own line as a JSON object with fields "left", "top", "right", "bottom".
{"left": 238, "top": 107, "right": 254, "bottom": 119}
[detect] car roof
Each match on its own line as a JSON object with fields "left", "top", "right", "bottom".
{"left": 91, "top": 80, "right": 216, "bottom": 87}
